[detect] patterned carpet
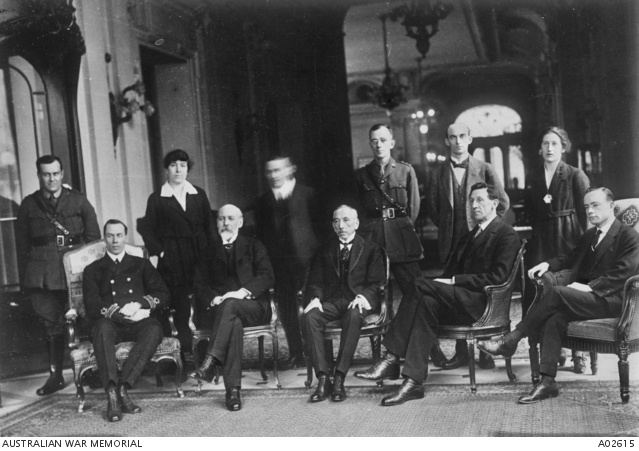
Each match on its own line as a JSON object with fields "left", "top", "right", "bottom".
{"left": 2, "top": 382, "right": 638, "bottom": 437}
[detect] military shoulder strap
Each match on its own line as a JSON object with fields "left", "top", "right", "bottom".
{"left": 32, "top": 193, "right": 71, "bottom": 236}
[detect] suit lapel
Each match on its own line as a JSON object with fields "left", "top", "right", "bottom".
{"left": 233, "top": 235, "right": 249, "bottom": 270}
{"left": 164, "top": 195, "right": 191, "bottom": 223}
{"left": 382, "top": 157, "right": 396, "bottom": 180}
{"left": 592, "top": 219, "right": 621, "bottom": 266}
{"left": 328, "top": 240, "right": 339, "bottom": 275}
{"left": 348, "top": 234, "right": 365, "bottom": 273}
{"left": 548, "top": 161, "right": 566, "bottom": 197}
{"left": 55, "top": 188, "right": 70, "bottom": 214}
{"left": 466, "top": 217, "right": 500, "bottom": 258}
{"left": 465, "top": 156, "right": 480, "bottom": 201}
{"left": 99, "top": 254, "right": 118, "bottom": 278}
{"left": 443, "top": 165, "right": 453, "bottom": 207}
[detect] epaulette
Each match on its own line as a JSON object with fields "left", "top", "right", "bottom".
{"left": 396, "top": 160, "right": 412, "bottom": 167}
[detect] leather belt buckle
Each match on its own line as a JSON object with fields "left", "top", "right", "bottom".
{"left": 56, "top": 235, "right": 65, "bottom": 247}
{"left": 382, "top": 208, "right": 395, "bottom": 219}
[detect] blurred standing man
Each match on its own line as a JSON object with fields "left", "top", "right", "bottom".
{"left": 353, "top": 124, "right": 446, "bottom": 364}
{"left": 426, "top": 123, "right": 510, "bottom": 370}
{"left": 16, "top": 155, "right": 100, "bottom": 395}
{"left": 252, "top": 156, "right": 322, "bottom": 367}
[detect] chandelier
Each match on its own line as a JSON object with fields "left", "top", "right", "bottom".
{"left": 373, "top": 15, "right": 407, "bottom": 112}
{"left": 386, "top": 0, "right": 454, "bottom": 59}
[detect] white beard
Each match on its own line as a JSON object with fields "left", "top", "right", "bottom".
{"left": 219, "top": 230, "right": 234, "bottom": 242}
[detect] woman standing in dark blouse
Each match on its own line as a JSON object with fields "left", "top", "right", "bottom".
{"left": 138, "top": 149, "right": 214, "bottom": 355}
{"left": 524, "top": 127, "right": 590, "bottom": 370}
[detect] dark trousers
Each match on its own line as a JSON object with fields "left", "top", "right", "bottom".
{"left": 302, "top": 296, "right": 370, "bottom": 376}
{"left": 516, "top": 286, "right": 613, "bottom": 377}
{"left": 92, "top": 317, "right": 163, "bottom": 389}
{"left": 273, "top": 264, "right": 305, "bottom": 359}
{"left": 383, "top": 279, "right": 476, "bottom": 384}
{"left": 29, "top": 288, "right": 67, "bottom": 337}
{"left": 390, "top": 261, "right": 421, "bottom": 295}
{"left": 206, "top": 298, "right": 271, "bottom": 389}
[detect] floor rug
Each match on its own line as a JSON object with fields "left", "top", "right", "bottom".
{"left": 2, "top": 381, "right": 637, "bottom": 437}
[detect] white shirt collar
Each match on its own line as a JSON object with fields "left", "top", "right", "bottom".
{"left": 107, "top": 250, "right": 125, "bottom": 263}
{"left": 271, "top": 178, "right": 296, "bottom": 200}
{"left": 478, "top": 214, "right": 497, "bottom": 232}
{"left": 160, "top": 180, "right": 198, "bottom": 197}
{"left": 596, "top": 218, "right": 614, "bottom": 236}
{"left": 451, "top": 155, "right": 469, "bottom": 165}
{"left": 339, "top": 232, "right": 356, "bottom": 246}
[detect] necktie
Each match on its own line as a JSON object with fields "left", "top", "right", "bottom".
{"left": 48, "top": 194, "right": 58, "bottom": 210}
{"left": 451, "top": 159, "right": 469, "bottom": 169}
{"left": 114, "top": 258, "right": 119, "bottom": 265}
{"left": 379, "top": 164, "right": 385, "bottom": 177}
{"left": 340, "top": 244, "right": 351, "bottom": 262}
{"left": 224, "top": 243, "right": 233, "bottom": 254}
{"left": 590, "top": 229, "right": 602, "bottom": 251}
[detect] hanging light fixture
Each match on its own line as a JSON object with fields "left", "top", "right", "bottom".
{"left": 387, "top": 0, "right": 454, "bottom": 59}
{"left": 373, "top": 14, "right": 407, "bottom": 112}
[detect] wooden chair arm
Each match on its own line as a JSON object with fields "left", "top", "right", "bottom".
{"left": 528, "top": 269, "right": 572, "bottom": 314}
{"left": 617, "top": 274, "right": 639, "bottom": 340}
{"left": 163, "top": 307, "right": 179, "bottom": 337}
{"left": 65, "top": 316, "right": 77, "bottom": 349}
{"left": 188, "top": 294, "right": 197, "bottom": 332}
{"left": 269, "top": 288, "right": 278, "bottom": 327}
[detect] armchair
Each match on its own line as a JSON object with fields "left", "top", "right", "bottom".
{"left": 63, "top": 240, "right": 184, "bottom": 413}
{"left": 437, "top": 239, "right": 527, "bottom": 393}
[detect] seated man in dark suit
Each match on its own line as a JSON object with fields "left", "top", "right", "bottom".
{"left": 83, "top": 219, "right": 170, "bottom": 423}
{"left": 189, "top": 204, "right": 274, "bottom": 411}
{"left": 479, "top": 187, "right": 639, "bottom": 404}
{"left": 355, "top": 183, "right": 520, "bottom": 406}
{"left": 302, "top": 205, "right": 385, "bottom": 403}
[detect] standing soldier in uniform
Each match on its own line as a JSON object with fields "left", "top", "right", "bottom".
{"left": 16, "top": 155, "right": 101, "bottom": 396}
{"left": 353, "top": 124, "right": 446, "bottom": 364}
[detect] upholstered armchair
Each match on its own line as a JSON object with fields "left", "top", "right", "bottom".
{"left": 438, "top": 240, "right": 527, "bottom": 393}
{"left": 63, "top": 240, "right": 184, "bottom": 412}
{"left": 528, "top": 198, "right": 639, "bottom": 403}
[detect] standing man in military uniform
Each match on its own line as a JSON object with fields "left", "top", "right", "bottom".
{"left": 16, "top": 155, "right": 100, "bottom": 396}
{"left": 353, "top": 124, "right": 446, "bottom": 364}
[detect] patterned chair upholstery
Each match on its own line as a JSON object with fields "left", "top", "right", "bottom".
{"left": 63, "top": 240, "right": 184, "bottom": 413}
{"left": 437, "top": 240, "right": 526, "bottom": 393}
{"left": 529, "top": 198, "right": 639, "bottom": 403}
{"left": 296, "top": 249, "right": 391, "bottom": 388}
{"left": 188, "top": 289, "right": 282, "bottom": 394}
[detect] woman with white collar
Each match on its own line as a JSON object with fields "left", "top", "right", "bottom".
{"left": 138, "top": 149, "right": 214, "bottom": 357}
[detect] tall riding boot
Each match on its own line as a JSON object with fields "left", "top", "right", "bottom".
{"left": 36, "top": 335, "right": 65, "bottom": 396}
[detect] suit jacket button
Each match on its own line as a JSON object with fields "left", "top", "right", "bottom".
{"left": 129, "top": 289, "right": 133, "bottom": 293}
{"left": 111, "top": 280, "right": 115, "bottom": 284}
{"left": 112, "top": 291, "right": 116, "bottom": 296}
{"left": 127, "top": 277, "right": 131, "bottom": 282}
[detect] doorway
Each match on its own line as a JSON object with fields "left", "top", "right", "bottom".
{"left": 140, "top": 46, "right": 203, "bottom": 192}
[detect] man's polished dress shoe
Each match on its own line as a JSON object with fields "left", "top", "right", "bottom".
{"left": 310, "top": 374, "right": 332, "bottom": 403}
{"left": 117, "top": 383, "right": 141, "bottom": 414}
{"left": 225, "top": 387, "right": 242, "bottom": 411}
{"left": 188, "top": 355, "right": 216, "bottom": 383}
{"left": 441, "top": 353, "right": 468, "bottom": 370}
{"left": 36, "top": 374, "right": 65, "bottom": 396}
{"left": 517, "top": 382, "right": 559, "bottom": 404}
{"left": 331, "top": 373, "right": 347, "bottom": 402}
{"left": 283, "top": 355, "right": 306, "bottom": 370}
{"left": 106, "top": 385, "right": 122, "bottom": 422}
{"left": 477, "top": 337, "right": 517, "bottom": 358}
{"left": 572, "top": 352, "right": 587, "bottom": 374}
{"left": 353, "top": 353, "right": 400, "bottom": 382}
{"left": 381, "top": 378, "right": 424, "bottom": 407}
{"left": 478, "top": 352, "right": 496, "bottom": 369}
{"left": 430, "top": 345, "right": 447, "bottom": 368}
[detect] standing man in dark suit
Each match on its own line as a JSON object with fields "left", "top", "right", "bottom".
{"left": 302, "top": 205, "right": 385, "bottom": 403}
{"left": 252, "top": 156, "right": 322, "bottom": 367}
{"left": 83, "top": 219, "right": 170, "bottom": 423}
{"left": 479, "top": 187, "right": 639, "bottom": 404}
{"left": 355, "top": 183, "right": 520, "bottom": 406}
{"left": 189, "top": 204, "right": 275, "bottom": 412}
{"left": 353, "top": 124, "right": 447, "bottom": 365}
{"left": 426, "top": 122, "right": 510, "bottom": 370}
{"left": 16, "top": 155, "right": 100, "bottom": 396}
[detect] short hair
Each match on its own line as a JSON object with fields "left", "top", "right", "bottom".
{"left": 586, "top": 186, "right": 614, "bottom": 202}
{"left": 333, "top": 204, "right": 358, "bottom": 218}
{"left": 36, "top": 155, "right": 63, "bottom": 172}
{"left": 447, "top": 122, "right": 471, "bottom": 137}
{"left": 103, "top": 219, "right": 128, "bottom": 236}
{"left": 265, "top": 155, "right": 294, "bottom": 167}
{"left": 540, "top": 126, "right": 571, "bottom": 153}
{"left": 369, "top": 124, "right": 393, "bottom": 138}
{"left": 163, "top": 149, "right": 193, "bottom": 171}
{"left": 469, "top": 182, "right": 499, "bottom": 201}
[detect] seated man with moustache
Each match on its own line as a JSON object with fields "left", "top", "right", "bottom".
{"left": 479, "top": 187, "right": 639, "bottom": 404}
{"left": 302, "top": 205, "right": 385, "bottom": 403}
{"left": 355, "top": 183, "right": 520, "bottom": 406}
{"left": 189, "top": 204, "right": 274, "bottom": 411}
{"left": 83, "top": 219, "right": 170, "bottom": 423}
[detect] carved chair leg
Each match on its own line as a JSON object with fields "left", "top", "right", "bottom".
{"left": 192, "top": 339, "right": 200, "bottom": 368}
{"left": 214, "top": 364, "right": 220, "bottom": 385}
{"left": 467, "top": 336, "right": 477, "bottom": 394}
{"left": 155, "top": 370, "right": 163, "bottom": 388}
{"left": 304, "top": 356, "right": 313, "bottom": 388}
{"left": 590, "top": 352, "right": 598, "bottom": 375}
{"left": 505, "top": 357, "right": 516, "bottom": 382}
{"left": 618, "top": 342, "right": 630, "bottom": 404}
{"left": 258, "top": 336, "right": 268, "bottom": 382}
{"left": 174, "top": 353, "right": 185, "bottom": 398}
{"left": 528, "top": 338, "right": 541, "bottom": 386}
{"left": 195, "top": 380, "right": 202, "bottom": 397}
{"left": 272, "top": 333, "right": 281, "bottom": 390}
{"left": 76, "top": 366, "right": 85, "bottom": 413}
